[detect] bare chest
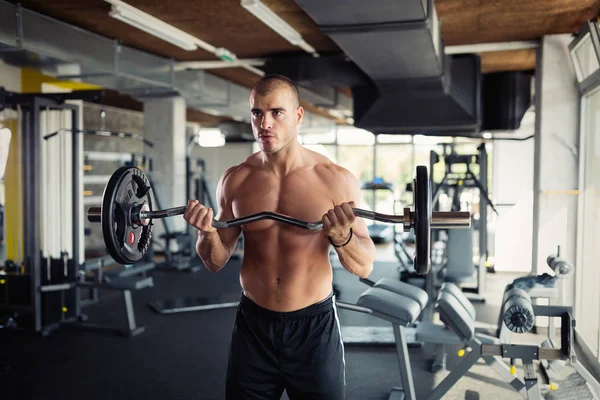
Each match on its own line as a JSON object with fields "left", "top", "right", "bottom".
{"left": 232, "top": 172, "right": 340, "bottom": 232}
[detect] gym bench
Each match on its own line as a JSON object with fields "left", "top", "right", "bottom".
{"left": 338, "top": 278, "right": 576, "bottom": 399}
{"left": 75, "top": 256, "right": 155, "bottom": 337}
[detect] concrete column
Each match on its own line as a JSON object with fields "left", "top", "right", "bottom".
{"left": 144, "top": 96, "right": 187, "bottom": 233}
{"left": 492, "top": 136, "right": 535, "bottom": 272}
{"left": 532, "top": 34, "right": 580, "bottom": 307}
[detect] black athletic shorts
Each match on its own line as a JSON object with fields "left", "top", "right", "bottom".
{"left": 225, "top": 291, "right": 346, "bottom": 400}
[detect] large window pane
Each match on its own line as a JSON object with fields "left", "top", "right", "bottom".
{"left": 572, "top": 34, "right": 600, "bottom": 82}
{"left": 338, "top": 145, "right": 374, "bottom": 209}
{"left": 374, "top": 144, "right": 413, "bottom": 212}
{"left": 304, "top": 144, "right": 337, "bottom": 162}
{"left": 301, "top": 129, "right": 336, "bottom": 145}
{"left": 578, "top": 87, "right": 600, "bottom": 358}
{"left": 337, "top": 127, "right": 375, "bottom": 145}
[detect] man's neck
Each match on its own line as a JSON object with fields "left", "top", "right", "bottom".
{"left": 260, "top": 140, "right": 305, "bottom": 176}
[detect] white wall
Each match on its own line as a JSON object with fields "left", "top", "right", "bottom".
{"left": 532, "top": 34, "right": 580, "bottom": 309}
{"left": 492, "top": 120, "right": 535, "bottom": 272}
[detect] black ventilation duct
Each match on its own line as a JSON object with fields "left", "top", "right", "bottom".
{"left": 352, "top": 54, "right": 482, "bottom": 135}
{"left": 219, "top": 121, "right": 254, "bottom": 142}
{"left": 295, "top": 0, "right": 488, "bottom": 136}
{"left": 481, "top": 71, "right": 533, "bottom": 131}
{"left": 263, "top": 53, "right": 371, "bottom": 89}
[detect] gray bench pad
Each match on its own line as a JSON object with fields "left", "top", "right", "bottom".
{"left": 358, "top": 287, "right": 423, "bottom": 326}
{"left": 373, "top": 278, "right": 429, "bottom": 310}
{"left": 440, "top": 282, "right": 476, "bottom": 321}
{"left": 436, "top": 291, "right": 475, "bottom": 342}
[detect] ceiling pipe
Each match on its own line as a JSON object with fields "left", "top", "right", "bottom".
{"left": 445, "top": 40, "right": 539, "bottom": 54}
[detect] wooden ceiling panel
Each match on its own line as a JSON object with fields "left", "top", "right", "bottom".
{"left": 14, "top": 0, "right": 338, "bottom": 62}
{"left": 436, "top": 0, "right": 600, "bottom": 45}
{"left": 209, "top": 68, "right": 262, "bottom": 90}
{"left": 185, "top": 108, "right": 233, "bottom": 127}
{"left": 480, "top": 49, "right": 537, "bottom": 74}
{"left": 9, "top": 0, "right": 600, "bottom": 124}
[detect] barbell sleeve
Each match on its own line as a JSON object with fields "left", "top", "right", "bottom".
{"left": 431, "top": 212, "right": 471, "bottom": 228}
{"left": 88, "top": 207, "right": 101, "bottom": 223}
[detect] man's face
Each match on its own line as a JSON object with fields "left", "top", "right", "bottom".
{"left": 249, "top": 86, "right": 303, "bottom": 154}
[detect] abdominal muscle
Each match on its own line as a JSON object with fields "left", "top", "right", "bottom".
{"left": 239, "top": 223, "right": 334, "bottom": 312}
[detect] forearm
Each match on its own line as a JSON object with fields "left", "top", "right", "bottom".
{"left": 332, "top": 231, "right": 376, "bottom": 279}
{"left": 196, "top": 231, "right": 231, "bottom": 272}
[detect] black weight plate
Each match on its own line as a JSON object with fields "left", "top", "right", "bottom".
{"left": 413, "top": 165, "right": 431, "bottom": 275}
{"left": 101, "top": 166, "right": 153, "bottom": 264}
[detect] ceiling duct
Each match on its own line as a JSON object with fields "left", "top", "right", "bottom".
{"left": 352, "top": 54, "right": 482, "bottom": 135}
{"left": 0, "top": 0, "right": 337, "bottom": 129}
{"left": 296, "top": 0, "right": 442, "bottom": 81}
{"left": 295, "top": 0, "right": 486, "bottom": 136}
{"left": 219, "top": 121, "right": 254, "bottom": 142}
{"left": 481, "top": 71, "right": 532, "bottom": 131}
{"left": 263, "top": 53, "right": 371, "bottom": 89}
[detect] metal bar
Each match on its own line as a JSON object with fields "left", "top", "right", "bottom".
{"left": 173, "top": 58, "right": 266, "bottom": 71}
{"left": 523, "top": 363, "right": 544, "bottom": 400}
{"left": 481, "top": 344, "right": 503, "bottom": 356}
{"left": 372, "top": 142, "right": 376, "bottom": 212}
{"left": 43, "top": 128, "right": 154, "bottom": 148}
{"left": 335, "top": 301, "right": 374, "bottom": 314}
{"left": 393, "top": 324, "right": 416, "bottom": 400}
{"left": 483, "top": 356, "right": 526, "bottom": 395}
{"left": 69, "top": 103, "right": 81, "bottom": 319}
{"left": 531, "top": 305, "right": 573, "bottom": 317}
{"left": 426, "top": 346, "right": 481, "bottom": 400}
{"left": 531, "top": 42, "right": 544, "bottom": 275}
{"left": 539, "top": 348, "right": 562, "bottom": 360}
{"left": 30, "top": 100, "right": 42, "bottom": 332}
{"left": 478, "top": 143, "right": 488, "bottom": 295}
{"left": 40, "top": 283, "right": 75, "bottom": 292}
{"left": 137, "top": 208, "right": 471, "bottom": 231}
{"left": 1, "top": 90, "right": 103, "bottom": 107}
{"left": 123, "top": 290, "right": 136, "bottom": 331}
{"left": 432, "top": 173, "right": 449, "bottom": 208}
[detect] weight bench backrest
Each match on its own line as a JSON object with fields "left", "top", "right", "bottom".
{"left": 440, "top": 282, "right": 476, "bottom": 321}
{"left": 435, "top": 291, "right": 475, "bottom": 342}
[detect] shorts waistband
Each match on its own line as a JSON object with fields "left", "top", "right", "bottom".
{"left": 239, "top": 291, "right": 334, "bottom": 320}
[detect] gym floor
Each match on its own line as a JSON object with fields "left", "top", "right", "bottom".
{"left": 0, "top": 245, "right": 595, "bottom": 400}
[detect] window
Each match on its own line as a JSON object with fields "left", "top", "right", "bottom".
{"left": 577, "top": 85, "right": 600, "bottom": 359}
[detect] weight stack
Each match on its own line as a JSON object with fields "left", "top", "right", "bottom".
{"left": 40, "top": 256, "right": 78, "bottom": 328}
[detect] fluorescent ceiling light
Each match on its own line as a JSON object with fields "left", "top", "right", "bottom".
{"left": 108, "top": 1, "right": 198, "bottom": 51}
{"left": 197, "top": 129, "right": 226, "bottom": 147}
{"left": 240, "top": 0, "right": 317, "bottom": 55}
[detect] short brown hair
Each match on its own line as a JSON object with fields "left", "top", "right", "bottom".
{"left": 250, "top": 74, "right": 300, "bottom": 107}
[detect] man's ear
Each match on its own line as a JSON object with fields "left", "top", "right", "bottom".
{"left": 296, "top": 106, "right": 304, "bottom": 125}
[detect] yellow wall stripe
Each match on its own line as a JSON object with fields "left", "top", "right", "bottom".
{"left": 21, "top": 68, "right": 102, "bottom": 92}
{"left": 4, "top": 119, "right": 22, "bottom": 262}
